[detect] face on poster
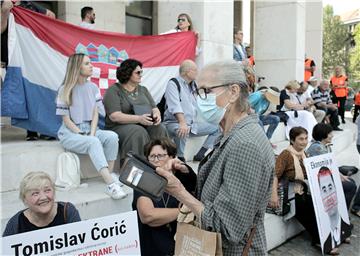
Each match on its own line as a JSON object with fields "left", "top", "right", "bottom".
{"left": 304, "top": 153, "right": 351, "bottom": 255}
{"left": 1, "top": 211, "right": 140, "bottom": 256}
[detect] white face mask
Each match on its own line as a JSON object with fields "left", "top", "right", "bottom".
{"left": 196, "top": 89, "right": 229, "bottom": 125}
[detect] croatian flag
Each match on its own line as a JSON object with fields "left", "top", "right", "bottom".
{"left": 1, "top": 7, "right": 196, "bottom": 137}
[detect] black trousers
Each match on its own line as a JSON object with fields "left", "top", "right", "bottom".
{"left": 317, "top": 106, "right": 340, "bottom": 128}
{"left": 353, "top": 105, "right": 360, "bottom": 122}
{"left": 334, "top": 96, "right": 346, "bottom": 121}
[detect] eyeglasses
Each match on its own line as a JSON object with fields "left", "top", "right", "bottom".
{"left": 196, "top": 84, "right": 230, "bottom": 100}
{"left": 148, "top": 154, "right": 168, "bottom": 161}
{"left": 177, "top": 18, "right": 186, "bottom": 23}
{"left": 196, "top": 82, "right": 248, "bottom": 100}
{"left": 134, "top": 70, "right": 143, "bottom": 75}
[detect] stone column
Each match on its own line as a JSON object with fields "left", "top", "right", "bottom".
{"left": 305, "top": 0, "right": 323, "bottom": 79}
{"left": 254, "top": 1, "right": 306, "bottom": 88}
{"left": 57, "top": 1, "right": 126, "bottom": 33}
{"left": 157, "top": 1, "right": 234, "bottom": 68}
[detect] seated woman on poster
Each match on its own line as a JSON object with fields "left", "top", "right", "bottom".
{"left": 268, "top": 126, "right": 339, "bottom": 255}
{"left": 307, "top": 123, "right": 357, "bottom": 211}
{"left": 3, "top": 171, "right": 81, "bottom": 236}
{"left": 132, "top": 138, "right": 196, "bottom": 256}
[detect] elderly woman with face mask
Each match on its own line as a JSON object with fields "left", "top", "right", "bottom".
{"left": 156, "top": 60, "right": 274, "bottom": 255}
{"left": 3, "top": 172, "right": 81, "bottom": 236}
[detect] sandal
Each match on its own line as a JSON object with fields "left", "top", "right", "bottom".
{"left": 351, "top": 209, "right": 360, "bottom": 218}
{"left": 328, "top": 248, "right": 339, "bottom": 255}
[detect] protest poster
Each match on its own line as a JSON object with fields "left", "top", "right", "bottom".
{"left": 304, "top": 153, "right": 351, "bottom": 255}
{"left": 1, "top": 210, "right": 140, "bottom": 256}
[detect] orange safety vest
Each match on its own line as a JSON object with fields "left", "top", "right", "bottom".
{"left": 304, "top": 58, "right": 313, "bottom": 82}
{"left": 355, "top": 93, "right": 360, "bottom": 106}
{"left": 330, "top": 75, "right": 347, "bottom": 98}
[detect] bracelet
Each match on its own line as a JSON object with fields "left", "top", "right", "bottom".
{"left": 78, "top": 131, "right": 86, "bottom": 135}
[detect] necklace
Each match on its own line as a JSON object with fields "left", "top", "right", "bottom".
{"left": 122, "top": 85, "right": 138, "bottom": 100}
{"left": 161, "top": 193, "right": 170, "bottom": 208}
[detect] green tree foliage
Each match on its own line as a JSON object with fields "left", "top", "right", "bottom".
{"left": 322, "top": 5, "right": 349, "bottom": 79}
{"left": 349, "top": 25, "right": 360, "bottom": 82}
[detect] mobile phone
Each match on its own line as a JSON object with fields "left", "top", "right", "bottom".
{"left": 119, "top": 152, "right": 167, "bottom": 200}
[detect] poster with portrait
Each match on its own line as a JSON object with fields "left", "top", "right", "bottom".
{"left": 304, "top": 153, "right": 351, "bottom": 255}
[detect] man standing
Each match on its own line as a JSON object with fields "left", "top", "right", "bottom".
{"left": 330, "top": 66, "right": 348, "bottom": 124}
{"left": 163, "top": 60, "right": 221, "bottom": 162}
{"left": 80, "top": 6, "right": 95, "bottom": 29}
{"left": 304, "top": 57, "right": 316, "bottom": 83}
{"left": 233, "top": 29, "right": 247, "bottom": 62}
{"left": 311, "top": 80, "right": 342, "bottom": 131}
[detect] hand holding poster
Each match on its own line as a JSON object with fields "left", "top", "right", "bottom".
{"left": 1, "top": 211, "right": 140, "bottom": 256}
{"left": 304, "top": 153, "right": 351, "bottom": 255}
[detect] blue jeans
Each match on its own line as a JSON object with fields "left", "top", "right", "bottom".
{"left": 259, "top": 114, "right": 280, "bottom": 139}
{"left": 58, "top": 122, "right": 119, "bottom": 171}
{"left": 165, "top": 122, "right": 221, "bottom": 157}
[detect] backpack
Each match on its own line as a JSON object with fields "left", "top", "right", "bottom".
{"left": 55, "top": 152, "right": 86, "bottom": 190}
{"left": 157, "top": 78, "right": 181, "bottom": 121}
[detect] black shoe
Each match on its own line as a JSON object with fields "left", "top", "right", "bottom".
{"left": 26, "top": 136, "right": 38, "bottom": 141}
{"left": 193, "top": 153, "right": 205, "bottom": 162}
{"left": 193, "top": 147, "right": 207, "bottom": 162}
{"left": 39, "top": 134, "right": 56, "bottom": 140}
{"left": 342, "top": 119, "right": 346, "bottom": 124}
{"left": 333, "top": 127, "right": 343, "bottom": 131}
{"left": 178, "top": 156, "right": 186, "bottom": 163}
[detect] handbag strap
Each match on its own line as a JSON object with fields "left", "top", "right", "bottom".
{"left": 242, "top": 225, "right": 257, "bottom": 256}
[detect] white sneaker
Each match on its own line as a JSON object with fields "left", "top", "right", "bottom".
{"left": 110, "top": 172, "right": 124, "bottom": 187}
{"left": 106, "top": 183, "right": 127, "bottom": 200}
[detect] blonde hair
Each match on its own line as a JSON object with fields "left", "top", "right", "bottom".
{"left": 285, "top": 80, "right": 300, "bottom": 90}
{"left": 60, "top": 53, "right": 86, "bottom": 106}
{"left": 19, "top": 171, "right": 55, "bottom": 202}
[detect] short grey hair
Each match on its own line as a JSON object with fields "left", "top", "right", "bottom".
{"left": 19, "top": 171, "right": 55, "bottom": 202}
{"left": 201, "top": 60, "right": 249, "bottom": 112}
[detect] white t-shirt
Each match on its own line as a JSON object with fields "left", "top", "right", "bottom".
{"left": 79, "top": 22, "right": 95, "bottom": 30}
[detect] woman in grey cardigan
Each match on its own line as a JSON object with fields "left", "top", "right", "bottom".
{"left": 3, "top": 171, "right": 80, "bottom": 236}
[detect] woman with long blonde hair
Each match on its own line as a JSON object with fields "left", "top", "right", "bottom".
{"left": 56, "top": 53, "right": 126, "bottom": 199}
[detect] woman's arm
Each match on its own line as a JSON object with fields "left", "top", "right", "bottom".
{"left": 90, "top": 107, "right": 98, "bottom": 136}
{"left": 109, "top": 111, "right": 153, "bottom": 126}
{"left": 136, "top": 197, "right": 179, "bottom": 227}
{"left": 269, "top": 176, "right": 279, "bottom": 208}
{"left": 63, "top": 116, "right": 82, "bottom": 134}
{"left": 284, "top": 99, "right": 305, "bottom": 110}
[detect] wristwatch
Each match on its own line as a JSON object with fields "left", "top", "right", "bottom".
{"left": 78, "top": 131, "right": 86, "bottom": 135}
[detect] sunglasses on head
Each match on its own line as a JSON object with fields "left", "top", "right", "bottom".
{"left": 134, "top": 70, "right": 143, "bottom": 75}
{"left": 177, "top": 18, "right": 186, "bottom": 23}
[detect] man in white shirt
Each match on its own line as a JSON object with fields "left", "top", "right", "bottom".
{"left": 79, "top": 6, "right": 95, "bottom": 30}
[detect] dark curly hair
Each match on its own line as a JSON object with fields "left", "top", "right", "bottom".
{"left": 116, "top": 59, "right": 143, "bottom": 84}
{"left": 312, "top": 123, "right": 333, "bottom": 142}
{"left": 144, "top": 138, "right": 177, "bottom": 159}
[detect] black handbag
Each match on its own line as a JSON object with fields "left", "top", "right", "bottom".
{"left": 266, "top": 178, "right": 291, "bottom": 216}
{"left": 339, "top": 165, "right": 359, "bottom": 176}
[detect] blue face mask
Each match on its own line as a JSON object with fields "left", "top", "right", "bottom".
{"left": 196, "top": 93, "right": 228, "bottom": 124}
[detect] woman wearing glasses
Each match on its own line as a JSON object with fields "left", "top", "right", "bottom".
{"left": 132, "top": 138, "right": 196, "bottom": 256}
{"left": 163, "top": 13, "right": 201, "bottom": 55}
{"left": 156, "top": 61, "right": 274, "bottom": 255}
{"left": 103, "top": 59, "right": 167, "bottom": 162}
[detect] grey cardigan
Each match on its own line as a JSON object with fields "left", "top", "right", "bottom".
{"left": 2, "top": 202, "right": 81, "bottom": 237}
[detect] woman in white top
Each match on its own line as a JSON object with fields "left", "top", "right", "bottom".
{"left": 163, "top": 13, "right": 201, "bottom": 55}
{"left": 56, "top": 53, "right": 126, "bottom": 200}
{"left": 278, "top": 80, "right": 317, "bottom": 141}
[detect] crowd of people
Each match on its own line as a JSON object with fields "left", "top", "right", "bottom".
{"left": 2, "top": 3, "right": 360, "bottom": 256}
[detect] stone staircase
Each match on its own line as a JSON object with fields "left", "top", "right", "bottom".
{"left": 1, "top": 119, "right": 358, "bottom": 251}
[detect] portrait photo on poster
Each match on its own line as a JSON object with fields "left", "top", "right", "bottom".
{"left": 304, "top": 153, "right": 351, "bottom": 254}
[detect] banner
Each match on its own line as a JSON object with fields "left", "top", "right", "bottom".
{"left": 1, "top": 6, "right": 196, "bottom": 137}
{"left": 1, "top": 211, "right": 140, "bottom": 256}
{"left": 304, "top": 153, "right": 351, "bottom": 255}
